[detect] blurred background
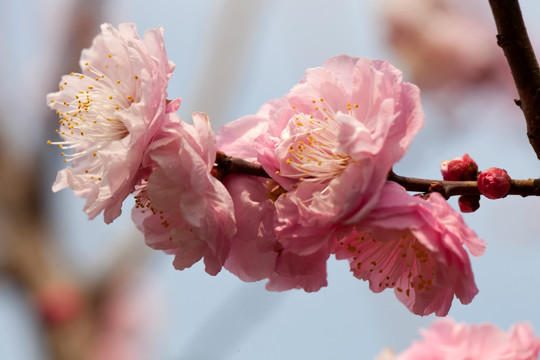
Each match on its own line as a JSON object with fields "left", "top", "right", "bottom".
{"left": 1, "top": 0, "right": 540, "bottom": 359}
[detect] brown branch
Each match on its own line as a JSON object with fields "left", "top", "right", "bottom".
{"left": 214, "top": 151, "right": 271, "bottom": 179}
{"left": 388, "top": 170, "right": 540, "bottom": 198}
{"left": 214, "top": 152, "right": 540, "bottom": 198}
{"left": 488, "top": 0, "right": 540, "bottom": 160}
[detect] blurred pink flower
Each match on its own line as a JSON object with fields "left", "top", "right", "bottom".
{"left": 334, "top": 182, "right": 485, "bottom": 316}
{"left": 221, "top": 55, "right": 424, "bottom": 258}
{"left": 398, "top": 318, "right": 540, "bottom": 360}
{"left": 47, "top": 23, "right": 179, "bottom": 223}
{"left": 90, "top": 274, "right": 167, "bottom": 360}
{"left": 132, "top": 112, "right": 236, "bottom": 276}
{"left": 383, "top": 0, "right": 510, "bottom": 91}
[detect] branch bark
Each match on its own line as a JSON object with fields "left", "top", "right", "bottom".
{"left": 388, "top": 170, "right": 540, "bottom": 198}
{"left": 214, "top": 152, "right": 540, "bottom": 198}
{"left": 488, "top": 0, "right": 540, "bottom": 160}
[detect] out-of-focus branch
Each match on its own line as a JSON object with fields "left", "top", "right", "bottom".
{"left": 488, "top": 0, "right": 540, "bottom": 160}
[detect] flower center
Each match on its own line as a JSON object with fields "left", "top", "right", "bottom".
{"left": 277, "top": 98, "right": 359, "bottom": 185}
{"left": 337, "top": 231, "right": 436, "bottom": 297}
{"left": 48, "top": 57, "right": 140, "bottom": 180}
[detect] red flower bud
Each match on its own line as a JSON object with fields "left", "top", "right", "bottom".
{"left": 440, "top": 153, "right": 478, "bottom": 181}
{"left": 477, "top": 167, "right": 511, "bottom": 199}
{"left": 458, "top": 195, "right": 480, "bottom": 213}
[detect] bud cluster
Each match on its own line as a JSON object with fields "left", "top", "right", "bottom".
{"left": 440, "top": 154, "right": 512, "bottom": 212}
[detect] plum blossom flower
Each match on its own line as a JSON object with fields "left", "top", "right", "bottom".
{"left": 397, "top": 318, "right": 540, "bottom": 360}
{"left": 222, "top": 175, "right": 328, "bottom": 292}
{"left": 218, "top": 121, "right": 328, "bottom": 292}
{"left": 47, "top": 23, "right": 179, "bottom": 223}
{"left": 333, "top": 182, "right": 485, "bottom": 316}
{"left": 220, "top": 55, "right": 424, "bottom": 258}
{"left": 132, "top": 112, "right": 236, "bottom": 276}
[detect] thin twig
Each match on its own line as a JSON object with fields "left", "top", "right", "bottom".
{"left": 488, "top": 0, "right": 540, "bottom": 160}
{"left": 214, "top": 151, "right": 271, "bottom": 179}
{"left": 214, "top": 152, "right": 540, "bottom": 198}
{"left": 388, "top": 170, "right": 540, "bottom": 198}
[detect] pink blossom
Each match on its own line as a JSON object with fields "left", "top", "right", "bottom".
{"left": 222, "top": 175, "right": 328, "bottom": 292}
{"left": 47, "top": 23, "right": 179, "bottom": 223}
{"left": 478, "top": 167, "right": 512, "bottom": 199}
{"left": 397, "top": 318, "right": 540, "bottom": 360}
{"left": 132, "top": 112, "right": 236, "bottom": 276}
{"left": 221, "top": 55, "right": 424, "bottom": 258}
{"left": 333, "top": 182, "right": 485, "bottom": 316}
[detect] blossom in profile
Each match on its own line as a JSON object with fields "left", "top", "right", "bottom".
{"left": 397, "top": 318, "right": 540, "bottom": 360}
{"left": 222, "top": 175, "right": 328, "bottom": 292}
{"left": 132, "top": 112, "right": 236, "bottom": 276}
{"left": 333, "top": 182, "right": 485, "bottom": 316}
{"left": 47, "top": 23, "right": 179, "bottom": 223}
{"left": 221, "top": 55, "right": 424, "bottom": 258}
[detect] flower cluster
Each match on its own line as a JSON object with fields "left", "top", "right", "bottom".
{"left": 47, "top": 24, "right": 485, "bottom": 316}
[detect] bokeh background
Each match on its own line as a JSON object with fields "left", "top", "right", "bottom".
{"left": 1, "top": 0, "right": 540, "bottom": 359}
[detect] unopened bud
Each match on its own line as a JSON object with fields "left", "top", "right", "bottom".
{"left": 440, "top": 153, "right": 478, "bottom": 181}
{"left": 458, "top": 195, "right": 480, "bottom": 213}
{"left": 477, "top": 167, "right": 511, "bottom": 199}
